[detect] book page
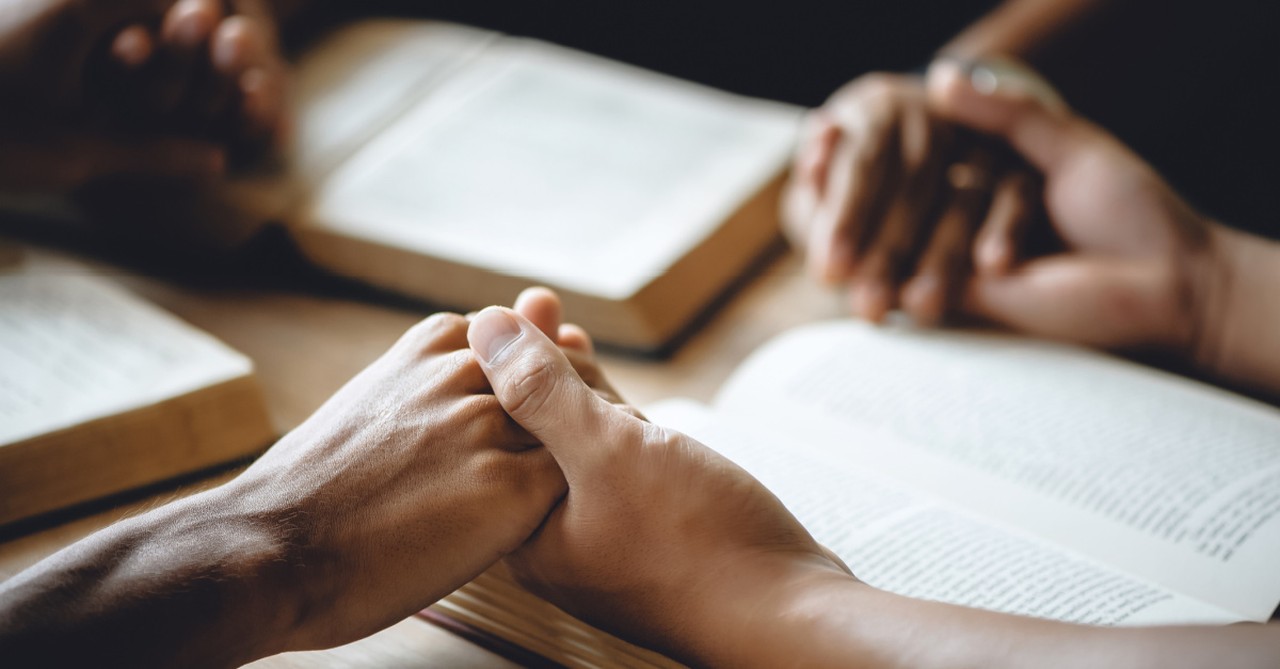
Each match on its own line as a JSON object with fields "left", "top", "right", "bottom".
{"left": 221, "top": 21, "right": 497, "bottom": 219}
{"left": 287, "top": 21, "right": 497, "bottom": 184}
{"left": 306, "top": 38, "right": 800, "bottom": 299}
{"left": 647, "top": 399, "right": 1242, "bottom": 626}
{"left": 712, "top": 321, "right": 1280, "bottom": 621}
{"left": 0, "top": 261, "right": 252, "bottom": 446}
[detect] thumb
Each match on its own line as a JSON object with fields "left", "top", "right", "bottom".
{"left": 468, "top": 307, "right": 641, "bottom": 483}
{"left": 926, "top": 58, "right": 1096, "bottom": 175}
{"left": 963, "top": 256, "right": 1181, "bottom": 350}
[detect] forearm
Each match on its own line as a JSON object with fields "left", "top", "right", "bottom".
{"left": 935, "top": 0, "right": 1219, "bottom": 139}
{"left": 1197, "top": 225, "right": 1280, "bottom": 397}
{"left": 938, "top": 0, "right": 1117, "bottom": 65}
{"left": 713, "top": 573, "right": 1280, "bottom": 669}
{"left": 0, "top": 487, "right": 305, "bottom": 668}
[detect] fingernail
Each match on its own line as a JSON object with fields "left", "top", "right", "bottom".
{"left": 470, "top": 308, "right": 524, "bottom": 363}
{"left": 970, "top": 65, "right": 1000, "bottom": 95}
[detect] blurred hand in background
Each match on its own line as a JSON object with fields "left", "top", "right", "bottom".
{"left": 782, "top": 71, "right": 1042, "bottom": 326}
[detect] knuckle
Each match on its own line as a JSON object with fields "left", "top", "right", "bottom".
{"left": 856, "top": 72, "right": 898, "bottom": 99}
{"left": 469, "top": 447, "right": 524, "bottom": 488}
{"left": 445, "top": 348, "right": 485, "bottom": 383}
{"left": 640, "top": 422, "right": 684, "bottom": 452}
{"left": 446, "top": 394, "right": 502, "bottom": 437}
{"left": 614, "top": 402, "right": 648, "bottom": 422}
{"left": 401, "top": 312, "right": 467, "bottom": 349}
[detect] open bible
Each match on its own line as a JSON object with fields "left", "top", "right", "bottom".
{"left": 0, "top": 251, "right": 274, "bottom": 526}
{"left": 214, "top": 19, "right": 800, "bottom": 352}
{"left": 426, "top": 320, "right": 1280, "bottom": 667}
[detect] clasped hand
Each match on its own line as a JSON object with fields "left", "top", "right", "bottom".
{"left": 0, "top": 0, "right": 287, "bottom": 191}
{"left": 192, "top": 288, "right": 848, "bottom": 666}
{"left": 784, "top": 60, "right": 1224, "bottom": 361}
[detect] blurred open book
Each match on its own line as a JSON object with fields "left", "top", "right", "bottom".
{"left": 425, "top": 321, "right": 1280, "bottom": 667}
{"left": 0, "top": 249, "right": 273, "bottom": 526}
{"left": 219, "top": 20, "right": 801, "bottom": 352}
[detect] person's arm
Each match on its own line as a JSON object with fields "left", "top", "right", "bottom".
{"left": 710, "top": 576, "right": 1280, "bottom": 669}
{"left": 782, "top": 0, "right": 1255, "bottom": 324}
{"left": 0, "top": 487, "right": 308, "bottom": 667}
{"left": 0, "top": 290, "right": 600, "bottom": 667}
{"left": 925, "top": 59, "right": 1280, "bottom": 397}
{"left": 1199, "top": 227, "right": 1280, "bottom": 394}
{"left": 938, "top": 0, "right": 1123, "bottom": 66}
{"left": 465, "top": 305, "right": 1280, "bottom": 669}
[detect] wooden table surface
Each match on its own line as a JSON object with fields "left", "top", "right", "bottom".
{"left": 0, "top": 239, "right": 847, "bottom": 667}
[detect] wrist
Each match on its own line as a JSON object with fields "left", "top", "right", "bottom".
{"left": 1189, "top": 224, "right": 1280, "bottom": 394}
{"left": 0, "top": 483, "right": 310, "bottom": 667}
{"left": 137, "top": 484, "right": 315, "bottom": 662}
{"left": 679, "top": 553, "right": 866, "bottom": 668}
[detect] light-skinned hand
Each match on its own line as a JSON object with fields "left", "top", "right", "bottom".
{"left": 467, "top": 305, "right": 853, "bottom": 666}
{"left": 927, "top": 59, "right": 1221, "bottom": 356}
{"left": 782, "top": 72, "right": 1041, "bottom": 325}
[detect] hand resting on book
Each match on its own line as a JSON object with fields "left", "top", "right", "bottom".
{"left": 467, "top": 305, "right": 855, "bottom": 666}
{"left": 4, "top": 287, "right": 1280, "bottom": 667}
{"left": 469, "top": 295, "right": 1280, "bottom": 669}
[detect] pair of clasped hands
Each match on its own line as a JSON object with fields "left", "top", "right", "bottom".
{"left": 783, "top": 59, "right": 1222, "bottom": 357}
{"left": 0, "top": 0, "right": 287, "bottom": 191}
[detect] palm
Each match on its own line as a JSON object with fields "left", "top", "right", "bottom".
{"left": 926, "top": 61, "right": 1215, "bottom": 353}
{"left": 1045, "top": 132, "right": 1204, "bottom": 259}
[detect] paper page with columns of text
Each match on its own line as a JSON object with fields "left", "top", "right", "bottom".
{"left": 698, "top": 321, "right": 1280, "bottom": 622}
{"left": 646, "top": 400, "right": 1243, "bottom": 626}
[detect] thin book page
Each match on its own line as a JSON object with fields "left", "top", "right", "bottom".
{"left": 306, "top": 38, "right": 800, "bottom": 299}
{"left": 711, "top": 321, "right": 1280, "bottom": 621}
{"left": 221, "top": 21, "right": 497, "bottom": 218}
{"left": 646, "top": 399, "right": 1243, "bottom": 626}
{"left": 285, "top": 21, "right": 498, "bottom": 185}
{"left": 0, "top": 260, "right": 252, "bottom": 446}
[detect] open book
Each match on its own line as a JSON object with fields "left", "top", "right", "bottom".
{"left": 0, "top": 251, "right": 274, "bottom": 526}
{"left": 215, "top": 19, "right": 800, "bottom": 352}
{"left": 427, "top": 321, "right": 1280, "bottom": 667}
